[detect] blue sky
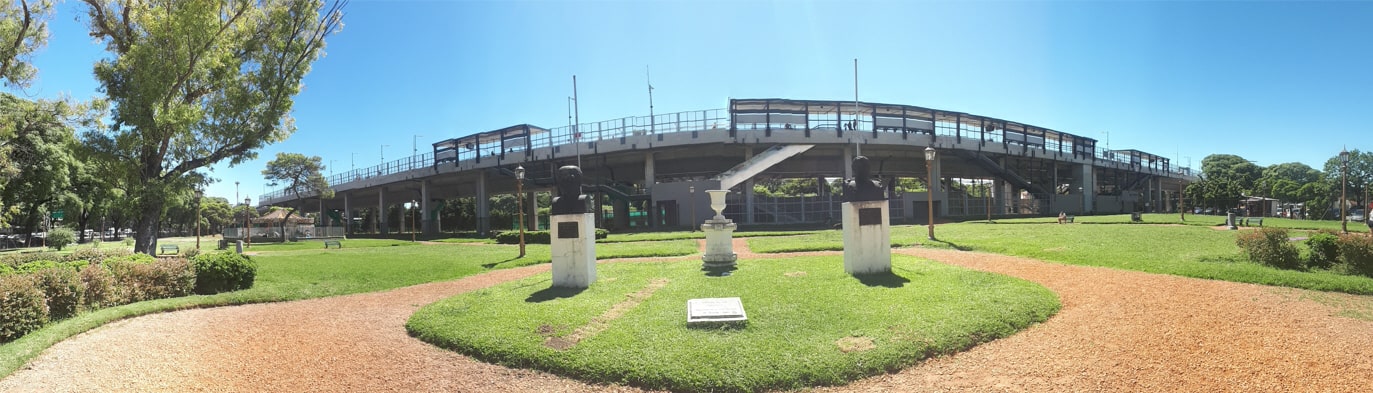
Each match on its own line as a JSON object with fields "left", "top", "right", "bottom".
{"left": 18, "top": 1, "right": 1373, "bottom": 203}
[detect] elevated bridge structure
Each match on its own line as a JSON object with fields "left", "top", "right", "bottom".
{"left": 261, "top": 98, "right": 1197, "bottom": 235}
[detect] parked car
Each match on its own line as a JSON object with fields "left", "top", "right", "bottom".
{"left": 1349, "top": 209, "right": 1365, "bottom": 222}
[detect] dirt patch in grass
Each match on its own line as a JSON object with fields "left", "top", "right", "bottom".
{"left": 835, "top": 336, "right": 874, "bottom": 353}
{"left": 544, "top": 278, "right": 670, "bottom": 351}
{"left": 783, "top": 271, "right": 808, "bottom": 278}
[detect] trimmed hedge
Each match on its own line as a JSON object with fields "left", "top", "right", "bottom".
{"left": 1305, "top": 233, "right": 1340, "bottom": 269}
{"left": 190, "top": 252, "right": 257, "bottom": 294}
{"left": 79, "top": 263, "right": 115, "bottom": 309}
{"left": 1337, "top": 234, "right": 1373, "bottom": 277}
{"left": 0, "top": 275, "right": 48, "bottom": 342}
{"left": 30, "top": 267, "right": 84, "bottom": 320}
{"left": 495, "top": 228, "right": 609, "bottom": 244}
{"left": 108, "top": 257, "right": 195, "bottom": 303}
{"left": 1236, "top": 227, "right": 1300, "bottom": 270}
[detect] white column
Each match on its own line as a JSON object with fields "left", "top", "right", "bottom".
{"left": 378, "top": 187, "right": 387, "bottom": 234}
{"left": 1080, "top": 164, "right": 1096, "bottom": 213}
{"left": 743, "top": 147, "right": 755, "bottom": 224}
{"left": 421, "top": 180, "right": 434, "bottom": 235}
{"left": 476, "top": 170, "right": 489, "bottom": 235}
{"left": 551, "top": 213, "right": 597, "bottom": 288}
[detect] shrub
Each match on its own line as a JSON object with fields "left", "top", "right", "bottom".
{"left": 68, "top": 247, "right": 133, "bottom": 265}
{"left": 495, "top": 228, "right": 609, "bottom": 244}
{"left": 1235, "top": 227, "right": 1301, "bottom": 270}
{"left": 108, "top": 257, "right": 195, "bottom": 303}
{"left": 0, "top": 275, "right": 49, "bottom": 342}
{"left": 0, "top": 252, "right": 62, "bottom": 270}
{"left": 30, "top": 267, "right": 84, "bottom": 319}
{"left": 79, "top": 263, "right": 116, "bottom": 309}
{"left": 47, "top": 227, "right": 76, "bottom": 251}
{"left": 1336, "top": 234, "right": 1373, "bottom": 277}
{"left": 1305, "top": 233, "right": 1340, "bottom": 269}
{"left": 190, "top": 252, "right": 257, "bottom": 294}
{"left": 181, "top": 247, "right": 202, "bottom": 259}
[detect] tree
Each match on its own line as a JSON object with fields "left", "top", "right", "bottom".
{"left": 262, "top": 152, "right": 333, "bottom": 241}
{"left": 1254, "top": 162, "right": 1322, "bottom": 202}
{"left": 79, "top": 0, "right": 345, "bottom": 254}
{"left": 0, "top": 0, "right": 53, "bottom": 89}
{"left": 0, "top": 93, "right": 77, "bottom": 239}
{"left": 1322, "top": 149, "right": 1373, "bottom": 211}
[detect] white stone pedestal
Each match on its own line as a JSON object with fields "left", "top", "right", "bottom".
{"left": 841, "top": 201, "right": 891, "bottom": 274}
{"left": 701, "top": 219, "right": 738, "bottom": 268}
{"left": 551, "top": 213, "right": 596, "bottom": 288}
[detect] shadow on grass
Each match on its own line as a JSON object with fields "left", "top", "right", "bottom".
{"left": 525, "top": 286, "right": 587, "bottom": 303}
{"left": 854, "top": 271, "right": 911, "bottom": 288}
{"left": 929, "top": 239, "right": 973, "bottom": 251}
{"left": 482, "top": 256, "right": 525, "bottom": 269}
{"left": 703, "top": 265, "right": 737, "bottom": 277}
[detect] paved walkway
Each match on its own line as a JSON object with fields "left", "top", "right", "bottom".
{"left": 4, "top": 241, "right": 1373, "bottom": 392}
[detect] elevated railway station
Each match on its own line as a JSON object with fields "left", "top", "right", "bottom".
{"left": 260, "top": 98, "right": 1197, "bottom": 235}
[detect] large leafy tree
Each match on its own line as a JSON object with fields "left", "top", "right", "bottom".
{"left": 79, "top": 0, "right": 344, "bottom": 254}
{"left": 1322, "top": 149, "right": 1373, "bottom": 211}
{"left": 0, "top": 93, "right": 78, "bottom": 236}
{"left": 0, "top": 0, "right": 52, "bottom": 89}
{"left": 1184, "top": 154, "right": 1262, "bottom": 211}
{"left": 262, "top": 152, "right": 332, "bottom": 240}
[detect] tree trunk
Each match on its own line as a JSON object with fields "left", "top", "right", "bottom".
{"left": 133, "top": 201, "right": 161, "bottom": 255}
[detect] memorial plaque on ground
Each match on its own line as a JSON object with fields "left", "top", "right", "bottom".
{"left": 558, "top": 222, "right": 579, "bottom": 239}
{"left": 686, "top": 297, "right": 747, "bottom": 324}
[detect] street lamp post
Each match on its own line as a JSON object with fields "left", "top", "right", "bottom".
{"left": 689, "top": 185, "right": 696, "bottom": 232}
{"left": 515, "top": 165, "right": 526, "bottom": 258}
{"left": 1342, "top": 148, "right": 1350, "bottom": 233}
{"left": 195, "top": 188, "right": 203, "bottom": 250}
{"left": 925, "top": 147, "right": 937, "bottom": 240}
{"left": 244, "top": 197, "right": 252, "bottom": 249}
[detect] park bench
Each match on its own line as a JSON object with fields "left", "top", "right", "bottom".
{"left": 1243, "top": 217, "right": 1265, "bottom": 227}
{"left": 1065, "top": 215, "right": 1075, "bottom": 223}
{"left": 159, "top": 244, "right": 179, "bottom": 255}
{"left": 324, "top": 240, "right": 342, "bottom": 249}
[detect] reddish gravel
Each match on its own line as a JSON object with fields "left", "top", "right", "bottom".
{"left": 4, "top": 242, "right": 1373, "bottom": 392}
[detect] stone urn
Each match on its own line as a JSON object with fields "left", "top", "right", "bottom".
{"left": 707, "top": 190, "right": 729, "bottom": 220}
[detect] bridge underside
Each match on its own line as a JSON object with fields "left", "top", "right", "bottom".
{"left": 263, "top": 98, "right": 1193, "bottom": 235}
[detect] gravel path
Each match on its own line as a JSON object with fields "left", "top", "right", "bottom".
{"left": 5, "top": 242, "right": 1373, "bottom": 392}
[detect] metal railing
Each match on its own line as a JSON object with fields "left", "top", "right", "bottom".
{"left": 263, "top": 103, "right": 1196, "bottom": 202}
{"left": 263, "top": 108, "right": 729, "bottom": 202}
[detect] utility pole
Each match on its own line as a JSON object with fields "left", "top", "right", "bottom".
{"left": 573, "top": 75, "right": 581, "bottom": 168}
{"left": 647, "top": 65, "right": 655, "bottom": 134}
{"left": 854, "top": 58, "right": 860, "bottom": 156}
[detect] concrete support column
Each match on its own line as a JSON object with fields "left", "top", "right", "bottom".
{"left": 930, "top": 154, "right": 949, "bottom": 216}
{"left": 613, "top": 198, "right": 630, "bottom": 230}
{"left": 343, "top": 193, "right": 352, "bottom": 236}
{"left": 421, "top": 180, "right": 435, "bottom": 235}
{"left": 843, "top": 146, "right": 854, "bottom": 179}
{"left": 378, "top": 187, "right": 388, "bottom": 234}
{"left": 1080, "top": 164, "right": 1096, "bottom": 213}
{"left": 743, "top": 147, "right": 755, "bottom": 224}
{"left": 645, "top": 152, "right": 656, "bottom": 228}
{"left": 526, "top": 191, "right": 538, "bottom": 230}
{"left": 476, "top": 170, "right": 490, "bottom": 236}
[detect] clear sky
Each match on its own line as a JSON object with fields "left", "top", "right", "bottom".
{"left": 17, "top": 0, "right": 1373, "bottom": 203}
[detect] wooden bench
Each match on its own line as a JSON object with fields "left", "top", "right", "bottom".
{"left": 324, "top": 240, "right": 342, "bottom": 249}
{"left": 159, "top": 244, "right": 179, "bottom": 255}
{"left": 1065, "top": 215, "right": 1075, "bottom": 223}
{"left": 1243, "top": 217, "right": 1265, "bottom": 227}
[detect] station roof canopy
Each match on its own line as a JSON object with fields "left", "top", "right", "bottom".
{"left": 433, "top": 124, "right": 549, "bottom": 151}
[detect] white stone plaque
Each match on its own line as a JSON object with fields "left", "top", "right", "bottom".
{"left": 687, "top": 297, "right": 747, "bottom": 324}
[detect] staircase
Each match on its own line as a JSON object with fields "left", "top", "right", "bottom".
{"left": 713, "top": 144, "right": 816, "bottom": 190}
{"left": 957, "top": 151, "right": 1051, "bottom": 196}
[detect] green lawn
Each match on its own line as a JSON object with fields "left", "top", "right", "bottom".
{"left": 748, "top": 222, "right": 1373, "bottom": 294}
{"left": 992, "top": 213, "right": 1371, "bottom": 233}
{"left": 0, "top": 240, "right": 698, "bottom": 379}
{"left": 408, "top": 255, "right": 1058, "bottom": 392}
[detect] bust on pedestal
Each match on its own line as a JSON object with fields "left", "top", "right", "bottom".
{"left": 841, "top": 156, "right": 892, "bottom": 274}
{"left": 550, "top": 166, "right": 596, "bottom": 288}
{"left": 701, "top": 190, "right": 738, "bottom": 269}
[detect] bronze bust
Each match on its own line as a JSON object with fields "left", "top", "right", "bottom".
{"left": 551, "top": 165, "right": 588, "bottom": 214}
{"left": 843, "top": 156, "right": 886, "bottom": 202}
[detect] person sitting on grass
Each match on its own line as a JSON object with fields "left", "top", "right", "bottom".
{"left": 1058, "top": 211, "right": 1068, "bottom": 224}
